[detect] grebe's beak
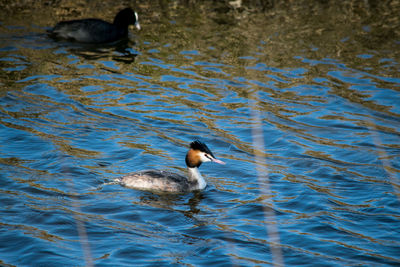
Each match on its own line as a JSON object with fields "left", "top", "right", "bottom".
{"left": 202, "top": 152, "right": 225, "bottom": 165}
{"left": 211, "top": 157, "right": 225, "bottom": 165}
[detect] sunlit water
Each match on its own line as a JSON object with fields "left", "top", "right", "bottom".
{"left": 1, "top": 2, "right": 399, "bottom": 266}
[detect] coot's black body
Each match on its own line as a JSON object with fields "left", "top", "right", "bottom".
{"left": 48, "top": 8, "right": 140, "bottom": 43}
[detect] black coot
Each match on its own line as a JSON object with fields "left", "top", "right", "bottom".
{"left": 48, "top": 8, "right": 140, "bottom": 43}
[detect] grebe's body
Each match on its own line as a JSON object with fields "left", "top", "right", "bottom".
{"left": 119, "top": 141, "right": 224, "bottom": 193}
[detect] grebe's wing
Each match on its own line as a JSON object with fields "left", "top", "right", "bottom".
{"left": 119, "top": 170, "right": 189, "bottom": 192}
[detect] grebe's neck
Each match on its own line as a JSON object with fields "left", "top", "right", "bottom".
{"left": 187, "top": 167, "right": 207, "bottom": 190}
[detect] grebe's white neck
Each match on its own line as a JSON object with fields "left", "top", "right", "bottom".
{"left": 187, "top": 167, "right": 207, "bottom": 190}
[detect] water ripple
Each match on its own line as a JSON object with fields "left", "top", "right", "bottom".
{"left": 1, "top": 2, "right": 400, "bottom": 266}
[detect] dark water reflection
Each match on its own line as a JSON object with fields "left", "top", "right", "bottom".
{"left": 1, "top": 1, "right": 399, "bottom": 266}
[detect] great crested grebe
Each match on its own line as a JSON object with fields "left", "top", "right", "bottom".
{"left": 48, "top": 8, "right": 140, "bottom": 43}
{"left": 118, "top": 140, "right": 225, "bottom": 193}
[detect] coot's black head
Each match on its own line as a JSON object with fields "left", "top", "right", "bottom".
{"left": 185, "top": 140, "right": 225, "bottom": 168}
{"left": 114, "top": 7, "right": 141, "bottom": 30}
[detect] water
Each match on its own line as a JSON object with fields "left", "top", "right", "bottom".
{"left": 1, "top": 1, "right": 399, "bottom": 266}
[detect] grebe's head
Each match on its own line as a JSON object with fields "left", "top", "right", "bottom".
{"left": 185, "top": 140, "right": 225, "bottom": 168}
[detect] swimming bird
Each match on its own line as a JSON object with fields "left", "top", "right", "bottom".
{"left": 118, "top": 140, "right": 225, "bottom": 193}
{"left": 48, "top": 7, "right": 140, "bottom": 43}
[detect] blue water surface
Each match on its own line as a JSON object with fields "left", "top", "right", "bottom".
{"left": 0, "top": 2, "right": 399, "bottom": 266}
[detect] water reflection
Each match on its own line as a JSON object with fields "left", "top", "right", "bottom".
{"left": 0, "top": 1, "right": 399, "bottom": 266}
{"left": 135, "top": 191, "right": 204, "bottom": 215}
{"left": 52, "top": 38, "right": 139, "bottom": 63}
